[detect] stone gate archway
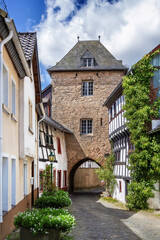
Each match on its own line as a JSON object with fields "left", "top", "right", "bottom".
{"left": 69, "top": 158, "right": 101, "bottom": 192}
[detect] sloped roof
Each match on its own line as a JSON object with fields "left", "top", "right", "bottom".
{"left": 103, "top": 81, "right": 123, "bottom": 108}
{"left": 43, "top": 115, "right": 73, "bottom": 134}
{"left": 0, "top": 15, "right": 26, "bottom": 78}
{"left": 48, "top": 40, "right": 127, "bottom": 72}
{"left": 18, "top": 32, "right": 36, "bottom": 61}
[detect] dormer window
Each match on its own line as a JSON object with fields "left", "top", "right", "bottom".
{"left": 81, "top": 50, "right": 97, "bottom": 68}
{"left": 83, "top": 58, "right": 94, "bottom": 67}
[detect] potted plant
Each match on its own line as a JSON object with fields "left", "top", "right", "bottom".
{"left": 14, "top": 208, "right": 75, "bottom": 240}
{"left": 35, "top": 190, "right": 72, "bottom": 209}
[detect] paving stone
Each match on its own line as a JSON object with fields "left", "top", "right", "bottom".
{"left": 68, "top": 192, "right": 141, "bottom": 240}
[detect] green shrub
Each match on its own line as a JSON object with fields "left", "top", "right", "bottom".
{"left": 14, "top": 208, "right": 75, "bottom": 236}
{"left": 35, "top": 190, "right": 72, "bottom": 208}
{"left": 126, "top": 181, "right": 155, "bottom": 210}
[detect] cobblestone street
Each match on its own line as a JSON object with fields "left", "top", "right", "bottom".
{"left": 67, "top": 192, "right": 160, "bottom": 240}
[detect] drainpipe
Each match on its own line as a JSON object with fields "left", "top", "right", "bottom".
{"left": 37, "top": 103, "right": 45, "bottom": 196}
{"left": 0, "top": 20, "right": 13, "bottom": 222}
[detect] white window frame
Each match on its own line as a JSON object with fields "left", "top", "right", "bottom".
{"left": 34, "top": 163, "right": 37, "bottom": 190}
{"left": 24, "top": 162, "right": 28, "bottom": 196}
{"left": 81, "top": 119, "right": 93, "bottom": 135}
{"left": 2, "top": 153, "right": 9, "bottom": 212}
{"left": 28, "top": 99, "right": 33, "bottom": 131}
{"left": 11, "top": 77, "right": 16, "bottom": 116}
{"left": 83, "top": 58, "right": 94, "bottom": 67}
{"left": 3, "top": 62, "right": 9, "bottom": 108}
{"left": 82, "top": 81, "right": 93, "bottom": 96}
{"left": 11, "top": 156, "right": 16, "bottom": 206}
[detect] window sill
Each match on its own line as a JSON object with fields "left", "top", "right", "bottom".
{"left": 2, "top": 103, "right": 10, "bottom": 116}
{"left": 28, "top": 126, "right": 34, "bottom": 135}
{"left": 81, "top": 95, "right": 93, "bottom": 97}
{"left": 11, "top": 113, "right": 17, "bottom": 122}
{"left": 80, "top": 133, "right": 93, "bottom": 137}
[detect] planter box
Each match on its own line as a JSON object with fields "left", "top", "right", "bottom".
{"left": 20, "top": 227, "right": 60, "bottom": 240}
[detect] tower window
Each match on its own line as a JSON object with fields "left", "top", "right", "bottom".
{"left": 83, "top": 58, "right": 94, "bottom": 67}
{"left": 82, "top": 81, "right": 93, "bottom": 96}
{"left": 81, "top": 119, "right": 93, "bottom": 134}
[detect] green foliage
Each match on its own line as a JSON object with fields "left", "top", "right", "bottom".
{"left": 96, "top": 151, "right": 116, "bottom": 197}
{"left": 126, "top": 181, "right": 154, "bottom": 210}
{"left": 123, "top": 49, "right": 160, "bottom": 209}
{"left": 40, "top": 164, "right": 57, "bottom": 193}
{"left": 14, "top": 208, "right": 75, "bottom": 236}
{"left": 35, "top": 190, "right": 72, "bottom": 208}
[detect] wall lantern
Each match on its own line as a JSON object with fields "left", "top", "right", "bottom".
{"left": 48, "top": 151, "right": 58, "bottom": 182}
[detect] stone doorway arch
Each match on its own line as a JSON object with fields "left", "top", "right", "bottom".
{"left": 69, "top": 158, "right": 101, "bottom": 192}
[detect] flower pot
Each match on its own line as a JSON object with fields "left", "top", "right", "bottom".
{"left": 20, "top": 227, "right": 60, "bottom": 240}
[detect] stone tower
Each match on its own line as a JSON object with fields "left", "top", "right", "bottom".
{"left": 48, "top": 40, "right": 127, "bottom": 191}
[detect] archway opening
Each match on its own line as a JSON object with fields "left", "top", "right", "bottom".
{"left": 69, "top": 158, "right": 102, "bottom": 193}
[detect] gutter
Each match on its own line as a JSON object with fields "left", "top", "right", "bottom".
{"left": 0, "top": 19, "right": 13, "bottom": 223}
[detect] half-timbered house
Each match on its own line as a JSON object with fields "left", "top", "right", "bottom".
{"left": 104, "top": 44, "right": 160, "bottom": 208}
{"left": 38, "top": 85, "right": 73, "bottom": 191}
{"left": 103, "top": 82, "right": 131, "bottom": 203}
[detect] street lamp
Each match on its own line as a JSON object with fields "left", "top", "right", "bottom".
{"left": 48, "top": 151, "right": 58, "bottom": 182}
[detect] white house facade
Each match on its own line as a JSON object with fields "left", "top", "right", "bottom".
{"left": 0, "top": 10, "right": 41, "bottom": 239}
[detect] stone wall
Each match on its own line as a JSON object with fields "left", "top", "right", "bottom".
{"left": 51, "top": 70, "right": 126, "bottom": 180}
{"left": 74, "top": 168, "right": 101, "bottom": 190}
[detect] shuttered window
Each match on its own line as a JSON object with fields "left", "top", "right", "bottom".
{"left": 57, "top": 138, "right": 62, "bottom": 154}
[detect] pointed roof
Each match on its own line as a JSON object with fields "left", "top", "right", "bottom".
{"left": 48, "top": 40, "right": 127, "bottom": 72}
{"left": 18, "top": 32, "right": 36, "bottom": 61}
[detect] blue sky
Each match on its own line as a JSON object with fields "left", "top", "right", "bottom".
{"left": 4, "top": 0, "right": 160, "bottom": 89}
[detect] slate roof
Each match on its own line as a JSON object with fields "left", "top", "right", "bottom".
{"left": 18, "top": 32, "right": 36, "bottom": 61}
{"left": 0, "top": 15, "right": 26, "bottom": 78}
{"left": 43, "top": 115, "right": 73, "bottom": 134}
{"left": 48, "top": 40, "right": 127, "bottom": 72}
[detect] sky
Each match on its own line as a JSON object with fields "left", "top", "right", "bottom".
{"left": 4, "top": 0, "right": 160, "bottom": 89}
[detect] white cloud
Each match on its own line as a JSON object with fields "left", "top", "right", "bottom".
{"left": 35, "top": 0, "right": 160, "bottom": 70}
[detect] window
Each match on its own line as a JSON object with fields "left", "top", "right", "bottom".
{"left": 81, "top": 119, "right": 93, "bottom": 134}
{"left": 2, "top": 157, "right": 9, "bottom": 212}
{"left": 58, "top": 170, "right": 61, "bottom": 189}
{"left": 114, "top": 102, "right": 116, "bottom": 117}
{"left": 45, "top": 125, "right": 53, "bottom": 145}
{"left": 83, "top": 58, "right": 94, "bottom": 67}
{"left": 82, "top": 81, "right": 93, "bottom": 96}
{"left": 151, "top": 53, "right": 160, "bottom": 98}
{"left": 119, "top": 181, "right": 122, "bottom": 192}
{"left": 11, "top": 159, "right": 16, "bottom": 207}
{"left": 34, "top": 163, "right": 37, "bottom": 190}
{"left": 63, "top": 171, "right": 67, "bottom": 188}
{"left": 57, "top": 138, "right": 62, "bottom": 154}
{"left": 28, "top": 100, "right": 33, "bottom": 130}
{"left": 115, "top": 150, "right": 120, "bottom": 161}
{"left": 24, "top": 162, "right": 27, "bottom": 196}
{"left": 3, "top": 63, "right": 9, "bottom": 107}
{"left": 11, "top": 80, "right": 16, "bottom": 115}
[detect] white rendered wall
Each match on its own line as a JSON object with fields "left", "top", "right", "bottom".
{"left": 113, "top": 178, "right": 126, "bottom": 204}
{"left": 39, "top": 124, "right": 68, "bottom": 189}
{"left": 19, "top": 75, "right": 36, "bottom": 158}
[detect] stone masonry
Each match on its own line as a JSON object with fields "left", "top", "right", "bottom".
{"left": 50, "top": 70, "right": 125, "bottom": 174}
{"left": 48, "top": 40, "right": 127, "bottom": 190}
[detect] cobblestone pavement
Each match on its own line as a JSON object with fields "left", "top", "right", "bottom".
{"left": 67, "top": 192, "right": 160, "bottom": 240}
